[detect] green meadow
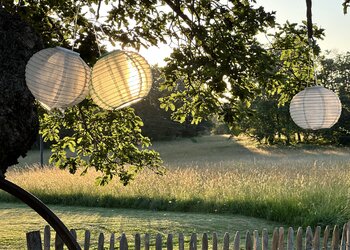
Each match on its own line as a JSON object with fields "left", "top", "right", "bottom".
{"left": 1, "top": 135, "right": 350, "bottom": 248}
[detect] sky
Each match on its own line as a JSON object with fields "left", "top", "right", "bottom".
{"left": 139, "top": 0, "right": 350, "bottom": 66}
{"left": 256, "top": 0, "right": 350, "bottom": 53}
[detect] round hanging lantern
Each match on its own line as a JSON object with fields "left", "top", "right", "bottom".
{"left": 289, "top": 86, "right": 342, "bottom": 130}
{"left": 25, "top": 46, "right": 91, "bottom": 110}
{"left": 90, "top": 50, "right": 153, "bottom": 110}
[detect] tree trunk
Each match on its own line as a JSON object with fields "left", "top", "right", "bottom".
{"left": 0, "top": 9, "right": 43, "bottom": 175}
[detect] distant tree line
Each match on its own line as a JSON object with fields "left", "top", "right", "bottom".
{"left": 238, "top": 49, "right": 350, "bottom": 145}
{"left": 133, "top": 67, "right": 212, "bottom": 141}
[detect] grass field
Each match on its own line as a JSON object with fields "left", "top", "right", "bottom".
{"left": 0, "top": 202, "right": 280, "bottom": 249}
{"left": 1, "top": 135, "right": 350, "bottom": 249}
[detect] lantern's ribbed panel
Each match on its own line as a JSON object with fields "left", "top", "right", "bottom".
{"left": 25, "top": 47, "right": 90, "bottom": 110}
{"left": 290, "top": 86, "right": 342, "bottom": 130}
{"left": 90, "top": 50, "right": 152, "bottom": 110}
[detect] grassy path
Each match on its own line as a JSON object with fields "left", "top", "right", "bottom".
{"left": 0, "top": 202, "right": 281, "bottom": 249}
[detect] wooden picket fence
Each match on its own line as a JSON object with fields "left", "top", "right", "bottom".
{"left": 26, "top": 223, "right": 350, "bottom": 250}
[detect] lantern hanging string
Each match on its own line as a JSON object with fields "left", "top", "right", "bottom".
{"left": 71, "top": 0, "right": 81, "bottom": 51}
{"left": 90, "top": 0, "right": 103, "bottom": 56}
{"left": 305, "top": 0, "right": 318, "bottom": 86}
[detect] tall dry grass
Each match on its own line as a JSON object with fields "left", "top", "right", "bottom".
{"left": 3, "top": 157, "right": 350, "bottom": 227}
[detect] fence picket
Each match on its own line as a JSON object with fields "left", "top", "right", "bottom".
{"left": 296, "top": 227, "right": 303, "bottom": 250}
{"left": 27, "top": 231, "right": 42, "bottom": 250}
{"left": 341, "top": 224, "right": 347, "bottom": 250}
{"left": 179, "top": 233, "right": 184, "bottom": 250}
{"left": 246, "top": 231, "right": 252, "bottom": 250}
{"left": 98, "top": 232, "right": 104, "bottom": 250}
{"left": 167, "top": 234, "right": 173, "bottom": 250}
{"left": 156, "top": 233, "right": 162, "bottom": 250}
{"left": 323, "top": 225, "right": 330, "bottom": 250}
{"left": 44, "top": 225, "right": 50, "bottom": 250}
{"left": 314, "top": 226, "right": 321, "bottom": 250}
{"left": 70, "top": 229, "right": 77, "bottom": 240}
{"left": 120, "top": 233, "right": 128, "bottom": 250}
{"left": 190, "top": 233, "right": 197, "bottom": 250}
{"left": 55, "top": 232, "right": 63, "bottom": 250}
{"left": 212, "top": 232, "right": 218, "bottom": 250}
{"left": 278, "top": 227, "right": 284, "bottom": 250}
{"left": 331, "top": 225, "right": 340, "bottom": 250}
{"left": 233, "top": 231, "right": 240, "bottom": 250}
{"left": 144, "top": 233, "right": 150, "bottom": 250}
{"left": 202, "top": 233, "right": 208, "bottom": 250}
{"left": 346, "top": 222, "right": 350, "bottom": 250}
{"left": 253, "top": 230, "right": 259, "bottom": 250}
{"left": 287, "top": 227, "right": 294, "bottom": 250}
{"left": 84, "top": 230, "right": 91, "bottom": 250}
{"left": 305, "top": 226, "right": 313, "bottom": 250}
{"left": 135, "top": 233, "right": 141, "bottom": 250}
{"left": 110, "top": 233, "right": 115, "bottom": 250}
{"left": 272, "top": 228, "right": 278, "bottom": 250}
{"left": 223, "top": 232, "right": 230, "bottom": 250}
{"left": 28, "top": 223, "right": 350, "bottom": 250}
{"left": 262, "top": 229, "right": 268, "bottom": 250}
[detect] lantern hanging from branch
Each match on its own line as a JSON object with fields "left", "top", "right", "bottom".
{"left": 90, "top": 50, "right": 153, "bottom": 110}
{"left": 25, "top": 47, "right": 91, "bottom": 110}
{"left": 289, "top": 86, "right": 342, "bottom": 130}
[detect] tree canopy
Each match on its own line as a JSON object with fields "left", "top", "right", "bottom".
{"left": 0, "top": 0, "right": 279, "bottom": 185}
{"left": 3, "top": 0, "right": 344, "bottom": 184}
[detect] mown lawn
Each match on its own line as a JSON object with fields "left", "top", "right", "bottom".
{"left": 0, "top": 202, "right": 281, "bottom": 249}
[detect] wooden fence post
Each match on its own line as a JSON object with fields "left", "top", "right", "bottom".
{"left": 233, "top": 231, "right": 240, "bottom": 250}
{"left": 296, "top": 227, "right": 303, "bottom": 250}
{"left": 144, "top": 233, "right": 150, "bottom": 250}
{"left": 305, "top": 226, "right": 313, "bottom": 250}
{"left": 314, "top": 226, "right": 321, "bottom": 250}
{"left": 346, "top": 222, "right": 350, "bottom": 250}
{"left": 98, "top": 232, "right": 104, "bottom": 250}
{"left": 272, "top": 228, "right": 278, "bottom": 250}
{"left": 323, "top": 225, "right": 330, "bottom": 250}
{"left": 70, "top": 229, "right": 77, "bottom": 241}
{"left": 167, "top": 234, "right": 173, "bottom": 250}
{"left": 278, "top": 227, "right": 284, "bottom": 250}
{"left": 110, "top": 233, "right": 115, "bottom": 250}
{"left": 120, "top": 233, "right": 128, "bottom": 250}
{"left": 55, "top": 231, "right": 64, "bottom": 250}
{"left": 135, "top": 233, "right": 141, "bottom": 250}
{"left": 27, "top": 231, "right": 42, "bottom": 250}
{"left": 341, "top": 224, "right": 347, "bottom": 250}
{"left": 202, "top": 233, "right": 208, "bottom": 250}
{"left": 212, "top": 232, "right": 218, "bottom": 250}
{"left": 262, "top": 229, "right": 268, "bottom": 250}
{"left": 331, "top": 225, "right": 340, "bottom": 250}
{"left": 253, "top": 230, "right": 259, "bottom": 250}
{"left": 223, "top": 232, "right": 230, "bottom": 250}
{"left": 190, "top": 233, "right": 197, "bottom": 250}
{"left": 156, "top": 233, "right": 162, "bottom": 250}
{"left": 84, "top": 230, "right": 91, "bottom": 250}
{"left": 44, "top": 225, "right": 50, "bottom": 250}
{"left": 246, "top": 231, "right": 252, "bottom": 250}
{"left": 287, "top": 227, "right": 294, "bottom": 250}
{"left": 179, "top": 233, "right": 184, "bottom": 250}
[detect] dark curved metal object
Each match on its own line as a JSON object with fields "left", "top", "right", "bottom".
{"left": 0, "top": 177, "right": 81, "bottom": 250}
{"left": 306, "top": 0, "right": 313, "bottom": 40}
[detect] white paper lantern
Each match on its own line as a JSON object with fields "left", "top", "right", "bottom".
{"left": 90, "top": 50, "right": 152, "bottom": 110}
{"left": 25, "top": 46, "right": 91, "bottom": 110}
{"left": 289, "top": 86, "right": 342, "bottom": 130}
